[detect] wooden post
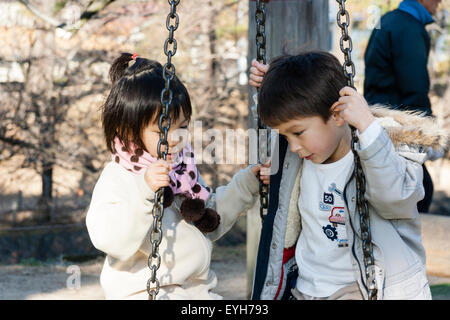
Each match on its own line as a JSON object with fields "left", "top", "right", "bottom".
{"left": 50, "top": 191, "right": 57, "bottom": 223}
{"left": 13, "top": 190, "right": 23, "bottom": 226}
{"left": 247, "top": 0, "right": 331, "bottom": 298}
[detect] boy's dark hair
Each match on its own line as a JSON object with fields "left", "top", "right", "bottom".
{"left": 102, "top": 53, "right": 192, "bottom": 153}
{"left": 258, "top": 51, "right": 347, "bottom": 127}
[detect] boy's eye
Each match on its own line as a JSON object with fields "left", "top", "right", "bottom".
{"left": 294, "top": 131, "right": 304, "bottom": 136}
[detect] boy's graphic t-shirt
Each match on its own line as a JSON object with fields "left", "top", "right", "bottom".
{"left": 295, "top": 149, "right": 355, "bottom": 298}
{"left": 295, "top": 120, "right": 382, "bottom": 298}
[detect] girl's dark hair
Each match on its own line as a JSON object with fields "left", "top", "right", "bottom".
{"left": 258, "top": 51, "right": 347, "bottom": 127}
{"left": 102, "top": 53, "right": 192, "bottom": 153}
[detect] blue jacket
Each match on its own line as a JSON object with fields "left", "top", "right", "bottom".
{"left": 364, "top": 4, "right": 433, "bottom": 116}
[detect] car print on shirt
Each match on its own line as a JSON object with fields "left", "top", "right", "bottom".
{"left": 329, "top": 207, "right": 346, "bottom": 227}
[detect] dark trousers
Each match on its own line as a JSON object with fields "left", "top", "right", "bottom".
{"left": 418, "top": 164, "right": 434, "bottom": 213}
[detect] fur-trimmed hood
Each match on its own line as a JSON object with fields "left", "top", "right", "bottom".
{"left": 371, "top": 105, "right": 448, "bottom": 163}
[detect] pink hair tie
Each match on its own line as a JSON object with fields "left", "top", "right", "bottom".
{"left": 131, "top": 53, "right": 138, "bottom": 60}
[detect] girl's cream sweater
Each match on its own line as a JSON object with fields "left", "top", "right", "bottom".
{"left": 86, "top": 162, "right": 259, "bottom": 299}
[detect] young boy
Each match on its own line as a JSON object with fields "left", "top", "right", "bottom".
{"left": 248, "top": 51, "right": 446, "bottom": 300}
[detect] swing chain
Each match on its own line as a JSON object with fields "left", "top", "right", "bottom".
{"left": 336, "top": 0, "right": 377, "bottom": 300}
{"left": 255, "top": 0, "right": 267, "bottom": 64}
{"left": 256, "top": 0, "right": 269, "bottom": 223}
{"left": 162, "top": 0, "right": 180, "bottom": 84}
{"left": 336, "top": 0, "right": 355, "bottom": 88}
{"left": 147, "top": 0, "right": 180, "bottom": 301}
{"left": 258, "top": 123, "right": 270, "bottom": 223}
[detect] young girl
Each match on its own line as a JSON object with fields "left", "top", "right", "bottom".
{"left": 86, "top": 53, "right": 265, "bottom": 300}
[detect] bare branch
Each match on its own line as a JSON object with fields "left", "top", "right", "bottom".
{"left": 17, "top": 0, "right": 61, "bottom": 27}
{"left": 17, "top": 0, "right": 117, "bottom": 33}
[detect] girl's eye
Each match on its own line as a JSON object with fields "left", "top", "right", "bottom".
{"left": 180, "top": 125, "right": 189, "bottom": 129}
{"left": 294, "top": 131, "right": 304, "bottom": 136}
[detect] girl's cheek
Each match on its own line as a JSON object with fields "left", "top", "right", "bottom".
{"left": 143, "top": 138, "right": 159, "bottom": 157}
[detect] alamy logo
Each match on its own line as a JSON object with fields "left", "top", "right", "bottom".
{"left": 66, "top": 265, "right": 81, "bottom": 290}
{"left": 169, "top": 122, "right": 280, "bottom": 173}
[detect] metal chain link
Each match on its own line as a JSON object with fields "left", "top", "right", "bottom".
{"left": 147, "top": 0, "right": 180, "bottom": 300}
{"left": 336, "top": 0, "right": 377, "bottom": 300}
{"left": 255, "top": 0, "right": 269, "bottom": 223}
{"left": 336, "top": 0, "right": 355, "bottom": 88}
{"left": 255, "top": 0, "right": 267, "bottom": 65}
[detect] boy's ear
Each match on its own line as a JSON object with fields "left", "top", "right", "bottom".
{"left": 330, "top": 105, "right": 346, "bottom": 127}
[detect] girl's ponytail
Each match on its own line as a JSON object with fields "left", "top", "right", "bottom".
{"left": 108, "top": 53, "right": 162, "bottom": 85}
{"left": 109, "top": 53, "right": 134, "bottom": 84}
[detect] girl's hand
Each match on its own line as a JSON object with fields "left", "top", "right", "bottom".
{"left": 331, "top": 86, "right": 375, "bottom": 134}
{"left": 251, "top": 161, "right": 271, "bottom": 185}
{"left": 249, "top": 59, "right": 269, "bottom": 88}
{"left": 145, "top": 159, "right": 172, "bottom": 192}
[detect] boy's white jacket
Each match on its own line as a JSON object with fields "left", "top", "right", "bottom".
{"left": 253, "top": 106, "right": 448, "bottom": 300}
{"left": 86, "top": 163, "right": 259, "bottom": 299}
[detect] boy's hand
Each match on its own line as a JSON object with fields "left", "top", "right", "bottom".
{"left": 251, "top": 161, "right": 271, "bottom": 185}
{"left": 249, "top": 59, "right": 269, "bottom": 88}
{"left": 331, "top": 86, "right": 375, "bottom": 133}
{"left": 145, "top": 159, "right": 172, "bottom": 192}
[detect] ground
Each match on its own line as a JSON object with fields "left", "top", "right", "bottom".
{"left": 0, "top": 244, "right": 248, "bottom": 300}
{"left": 1, "top": 243, "right": 450, "bottom": 300}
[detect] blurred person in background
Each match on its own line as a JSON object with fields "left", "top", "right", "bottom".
{"left": 364, "top": 0, "right": 443, "bottom": 213}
